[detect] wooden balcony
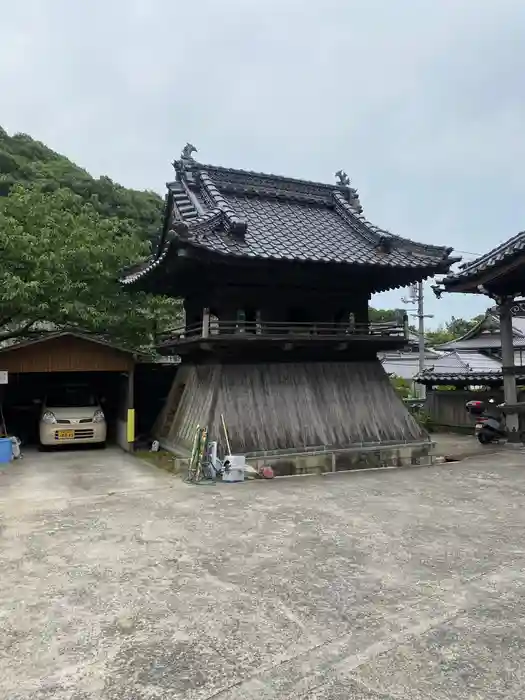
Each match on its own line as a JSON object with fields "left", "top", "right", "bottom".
{"left": 157, "top": 319, "right": 409, "bottom": 361}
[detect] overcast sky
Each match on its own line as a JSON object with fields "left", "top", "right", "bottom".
{"left": 2, "top": 0, "right": 525, "bottom": 326}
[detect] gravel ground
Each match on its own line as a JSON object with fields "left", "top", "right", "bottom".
{"left": 1, "top": 446, "right": 525, "bottom": 699}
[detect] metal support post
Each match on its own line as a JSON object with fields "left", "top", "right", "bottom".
{"left": 402, "top": 282, "right": 432, "bottom": 399}
{"left": 417, "top": 283, "right": 426, "bottom": 400}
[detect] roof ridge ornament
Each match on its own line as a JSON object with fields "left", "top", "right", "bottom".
{"left": 376, "top": 235, "right": 393, "bottom": 254}
{"left": 335, "top": 170, "right": 350, "bottom": 187}
{"left": 181, "top": 143, "right": 197, "bottom": 162}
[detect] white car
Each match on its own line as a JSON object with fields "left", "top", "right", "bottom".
{"left": 39, "top": 386, "right": 107, "bottom": 448}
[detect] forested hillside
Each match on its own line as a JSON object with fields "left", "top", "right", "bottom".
{"left": 0, "top": 127, "right": 178, "bottom": 350}
{"left": 0, "top": 127, "right": 164, "bottom": 241}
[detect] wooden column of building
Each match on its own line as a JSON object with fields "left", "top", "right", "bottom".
{"left": 499, "top": 298, "right": 520, "bottom": 442}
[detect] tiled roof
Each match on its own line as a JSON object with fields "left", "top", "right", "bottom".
{"left": 414, "top": 350, "right": 513, "bottom": 384}
{"left": 122, "top": 147, "right": 457, "bottom": 286}
{"left": 380, "top": 350, "right": 442, "bottom": 380}
{"left": 437, "top": 309, "right": 525, "bottom": 351}
{"left": 446, "top": 351, "right": 503, "bottom": 372}
{"left": 178, "top": 193, "right": 443, "bottom": 267}
{"left": 438, "top": 335, "right": 525, "bottom": 350}
{"left": 442, "top": 230, "right": 525, "bottom": 288}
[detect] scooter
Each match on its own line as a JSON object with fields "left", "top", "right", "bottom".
{"left": 465, "top": 399, "right": 506, "bottom": 444}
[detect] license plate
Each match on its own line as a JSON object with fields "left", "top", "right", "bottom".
{"left": 57, "top": 430, "right": 74, "bottom": 439}
{"left": 475, "top": 423, "right": 483, "bottom": 430}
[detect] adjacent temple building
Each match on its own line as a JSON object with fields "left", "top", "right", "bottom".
{"left": 431, "top": 232, "right": 525, "bottom": 442}
{"left": 123, "top": 145, "right": 457, "bottom": 469}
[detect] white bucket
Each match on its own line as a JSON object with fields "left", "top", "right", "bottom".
{"left": 222, "top": 467, "right": 245, "bottom": 483}
{"left": 225, "top": 454, "right": 246, "bottom": 469}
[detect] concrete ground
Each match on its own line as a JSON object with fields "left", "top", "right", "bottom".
{"left": 2, "top": 449, "right": 525, "bottom": 698}
{"left": 431, "top": 432, "right": 504, "bottom": 460}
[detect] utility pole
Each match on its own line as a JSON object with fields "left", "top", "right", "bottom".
{"left": 417, "top": 282, "right": 426, "bottom": 399}
{"left": 402, "top": 282, "right": 433, "bottom": 399}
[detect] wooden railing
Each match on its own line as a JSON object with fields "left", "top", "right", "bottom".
{"left": 158, "top": 319, "right": 408, "bottom": 345}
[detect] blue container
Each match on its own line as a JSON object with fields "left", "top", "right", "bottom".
{"left": 0, "top": 437, "right": 12, "bottom": 463}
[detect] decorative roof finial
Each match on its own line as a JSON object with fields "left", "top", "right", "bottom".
{"left": 335, "top": 170, "right": 350, "bottom": 187}
{"left": 181, "top": 143, "right": 197, "bottom": 161}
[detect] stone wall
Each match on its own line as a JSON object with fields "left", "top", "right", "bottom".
{"left": 171, "top": 440, "right": 434, "bottom": 478}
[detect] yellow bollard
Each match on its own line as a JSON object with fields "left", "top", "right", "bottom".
{"left": 127, "top": 408, "right": 135, "bottom": 444}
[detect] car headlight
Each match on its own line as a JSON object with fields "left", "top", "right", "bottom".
{"left": 42, "top": 411, "right": 57, "bottom": 424}
{"left": 93, "top": 410, "right": 105, "bottom": 423}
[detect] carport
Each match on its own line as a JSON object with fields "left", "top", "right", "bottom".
{"left": 0, "top": 332, "right": 136, "bottom": 450}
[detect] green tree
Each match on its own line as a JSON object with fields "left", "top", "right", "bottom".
{"left": 424, "top": 327, "right": 455, "bottom": 346}
{"left": 0, "top": 128, "right": 164, "bottom": 242}
{"left": 0, "top": 185, "right": 180, "bottom": 348}
{"left": 369, "top": 308, "right": 406, "bottom": 323}
{"left": 370, "top": 304, "right": 486, "bottom": 346}
{"left": 425, "top": 314, "right": 485, "bottom": 346}
{"left": 389, "top": 374, "right": 413, "bottom": 399}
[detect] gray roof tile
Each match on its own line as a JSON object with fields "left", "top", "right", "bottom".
{"left": 198, "top": 193, "right": 440, "bottom": 267}
{"left": 414, "top": 350, "right": 511, "bottom": 383}
{"left": 437, "top": 310, "right": 525, "bottom": 350}
{"left": 122, "top": 150, "right": 457, "bottom": 286}
{"left": 381, "top": 350, "right": 442, "bottom": 380}
{"left": 438, "top": 335, "right": 525, "bottom": 350}
{"left": 443, "top": 230, "right": 525, "bottom": 287}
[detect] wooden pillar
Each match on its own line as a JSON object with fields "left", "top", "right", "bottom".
{"left": 499, "top": 298, "right": 520, "bottom": 442}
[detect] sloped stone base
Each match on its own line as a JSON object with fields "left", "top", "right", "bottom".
{"left": 170, "top": 440, "right": 434, "bottom": 478}
{"left": 156, "top": 360, "right": 427, "bottom": 455}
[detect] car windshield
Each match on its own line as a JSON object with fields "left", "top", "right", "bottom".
{"left": 46, "top": 388, "right": 97, "bottom": 408}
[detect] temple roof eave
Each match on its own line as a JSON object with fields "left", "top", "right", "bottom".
{"left": 121, "top": 147, "right": 458, "bottom": 288}
{"left": 121, "top": 235, "right": 454, "bottom": 291}
{"left": 439, "top": 230, "right": 525, "bottom": 294}
{"left": 414, "top": 370, "right": 518, "bottom": 385}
